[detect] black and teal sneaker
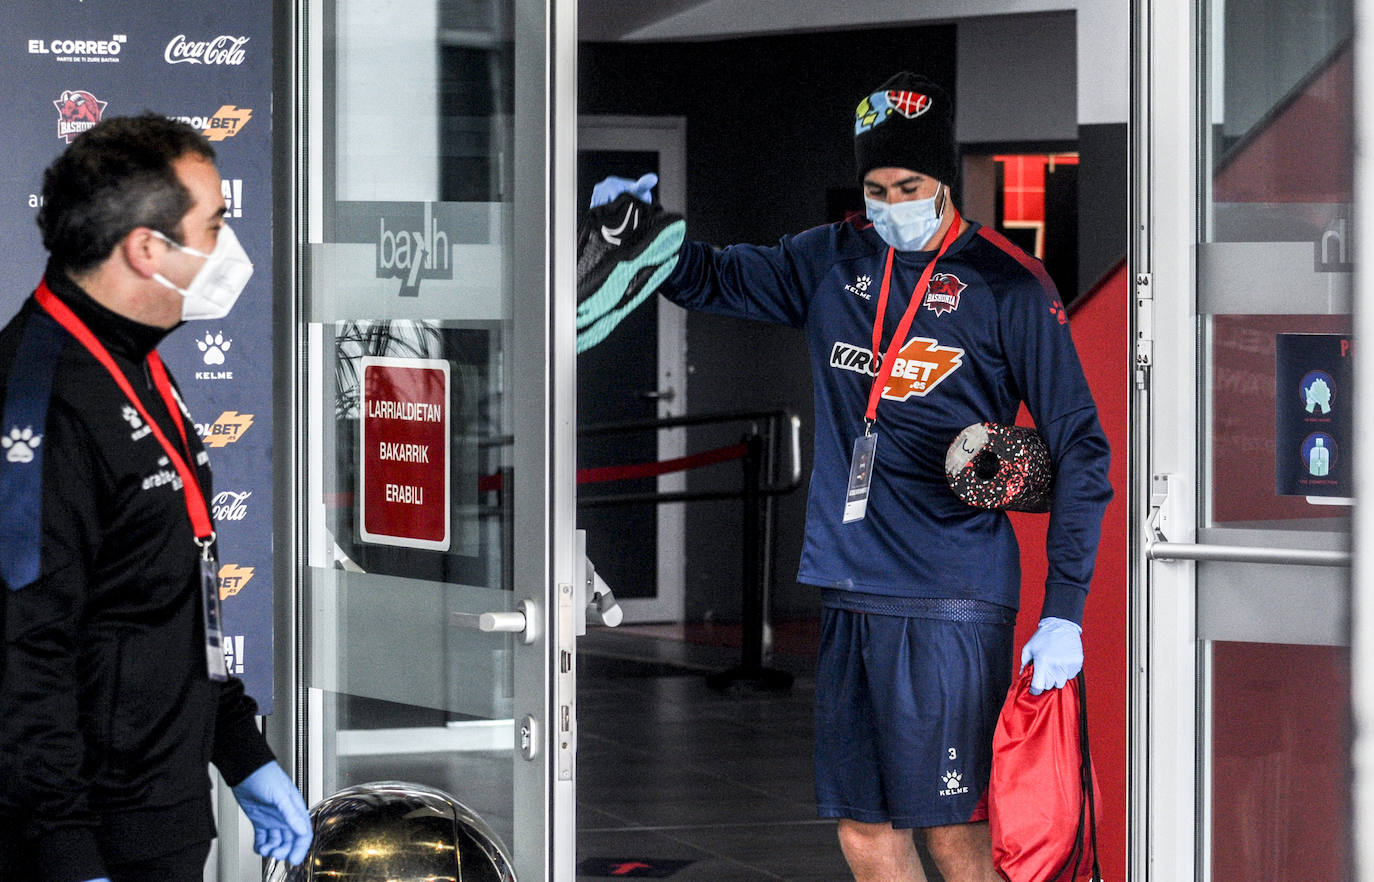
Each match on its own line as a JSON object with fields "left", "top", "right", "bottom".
{"left": 575, "top": 193, "right": 686, "bottom": 353}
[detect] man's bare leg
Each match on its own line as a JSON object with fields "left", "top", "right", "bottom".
{"left": 924, "top": 821, "right": 1000, "bottom": 882}
{"left": 836, "top": 819, "right": 928, "bottom": 882}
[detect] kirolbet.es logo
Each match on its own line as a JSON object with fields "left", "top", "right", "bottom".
{"left": 217, "top": 564, "right": 254, "bottom": 600}
{"left": 54, "top": 89, "right": 106, "bottom": 143}
{"left": 377, "top": 202, "right": 453, "bottom": 297}
{"left": 829, "top": 336, "right": 965, "bottom": 400}
{"left": 196, "top": 411, "right": 254, "bottom": 448}
{"left": 171, "top": 106, "right": 252, "bottom": 142}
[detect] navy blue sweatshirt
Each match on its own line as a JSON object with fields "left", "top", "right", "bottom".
{"left": 661, "top": 216, "right": 1112, "bottom": 622}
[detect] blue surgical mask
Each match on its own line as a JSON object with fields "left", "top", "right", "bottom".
{"left": 865, "top": 187, "right": 945, "bottom": 252}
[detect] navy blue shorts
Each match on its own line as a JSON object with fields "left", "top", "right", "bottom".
{"left": 813, "top": 603, "right": 1014, "bottom": 829}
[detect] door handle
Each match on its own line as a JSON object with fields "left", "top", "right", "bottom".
{"left": 640, "top": 387, "right": 676, "bottom": 402}
{"left": 452, "top": 597, "right": 538, "bottom": 645}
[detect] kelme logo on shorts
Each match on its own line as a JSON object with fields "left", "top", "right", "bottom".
{"left": 939, "top": 769, "right": 969, "bottom": 797}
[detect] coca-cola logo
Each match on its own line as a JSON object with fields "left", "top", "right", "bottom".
{"left": 212, "top": 490, "right": 251, "bottom": 521}
{"left": 165, "top": 34, "right": 249, "bottom": 66}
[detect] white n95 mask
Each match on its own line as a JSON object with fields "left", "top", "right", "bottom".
{"left": 865, "top": 187, "right": 945, "bottom": 252}
{"left": 152, "top": 224, "right": 254, "bottom": 321}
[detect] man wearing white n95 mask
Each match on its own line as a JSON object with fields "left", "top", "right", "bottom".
{"left": 0, "top": 114, "right": 311, "bottom": 882}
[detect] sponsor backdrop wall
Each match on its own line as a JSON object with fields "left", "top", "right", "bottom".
{"left": 0, "top": 3, "right": 277, "bottom": 711}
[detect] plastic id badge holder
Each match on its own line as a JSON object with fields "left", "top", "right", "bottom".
{"left": 843, "top": 433, "right": 878, "bottom": 523}
{"left": 200, "top": 554, "right": 228, "bottom": 681}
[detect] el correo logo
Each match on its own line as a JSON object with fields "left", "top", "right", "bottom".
{"left": 29, "top": 35, "right": 126, "bottom": 58}
{"left": 165, "top": 34, "right": 249, "bottom": 65}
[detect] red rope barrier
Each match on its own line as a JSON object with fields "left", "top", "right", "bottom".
{"left": 475, "top": 441, "right": 750, "bottom": 493}
{"left": 577, "top": 441, "right": 749, "bottom": 485}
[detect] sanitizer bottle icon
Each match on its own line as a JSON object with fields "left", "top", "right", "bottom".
{"left": 1309, "top": 437, "right": 1330, "bottom": 477}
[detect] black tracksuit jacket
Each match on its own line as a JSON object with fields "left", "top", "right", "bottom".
{"left": 0, "top": 268, "right": 274, "bottom": 882}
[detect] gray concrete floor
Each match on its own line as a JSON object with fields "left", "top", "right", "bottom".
{"left": 574, "top": 625, "right": 852, "bottom": 881}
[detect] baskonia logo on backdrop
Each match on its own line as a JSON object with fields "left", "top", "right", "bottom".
{"left": 54, "top": 89, "right": 106, "bottom": 142}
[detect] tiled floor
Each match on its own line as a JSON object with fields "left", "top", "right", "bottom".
{"left": 575, "top": 623, "right": 853, "bottom": 881}
{"left": 339, "top": 621, "right": 949, "bottom": 881}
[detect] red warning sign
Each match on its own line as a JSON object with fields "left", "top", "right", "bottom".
{"left": 359, "top": 356, "right": 449, "bottom": 550}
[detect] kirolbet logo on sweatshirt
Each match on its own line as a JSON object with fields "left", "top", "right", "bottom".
{"left": 829, "top": 336, "right": 965, "bottom": 400}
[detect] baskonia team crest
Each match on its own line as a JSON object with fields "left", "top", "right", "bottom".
{"left": 54, "top": 89, "right": 107, "bottom": 143}
{"left": 855, "top": 89, "right": 932, "bottom": 135}
{"left": 924, "top": 273, "right": 966, "bottom": 316}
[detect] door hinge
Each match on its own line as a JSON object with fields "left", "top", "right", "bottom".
{"left": 1135, "top": 272, "right": 1153, "bottom": 390}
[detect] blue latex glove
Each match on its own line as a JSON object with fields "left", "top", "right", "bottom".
{"left": 1019, "top": 616, "right": 1084, "bottom": 695}
{"left": 231, "top": 761, "right": 313, "bottom": 866}
{"left": 590, "top": 172, "right": 658, "bottom": 208}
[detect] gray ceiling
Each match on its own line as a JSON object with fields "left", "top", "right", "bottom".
{"left": 578, "top": 0, "right": 715, "bottom": 41}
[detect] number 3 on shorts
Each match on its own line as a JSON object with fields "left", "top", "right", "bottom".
{"left": 948, "top": 747, "right": 957, "bottom": 760}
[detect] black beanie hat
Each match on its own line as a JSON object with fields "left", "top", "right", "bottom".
{"left": 854, "top": 72, "right": 957, "bottom": 186}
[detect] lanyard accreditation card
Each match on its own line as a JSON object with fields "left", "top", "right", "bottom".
{"left": 35, "top": 281, "right": 228, "bottom": 681}
{"left": 843, "top": 208, "right": 963, "bottom": 524}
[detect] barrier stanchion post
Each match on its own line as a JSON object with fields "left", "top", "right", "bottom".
{"left": 741, "top": 433, "right": 762, "bottom": 670}
{"left": 706, "top": 432, "right": 793, "bottom": 692}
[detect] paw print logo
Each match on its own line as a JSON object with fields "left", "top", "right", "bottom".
{"left": 197, "top": 331, "right": 232, "bottom": 366}
{"left": 855, "top": 274, "right": 872, "bottom": 292}
{"left": 1049, "top": 300, "right": 1068, "bottom": 325}
{"left": 2, "top": 427, "right": 42, "bottom": 464}
{"left": 121, "top": 404, "right": 143, "bottom": 429}
{"left": 942, "top": 770, "right": 962, "bottom": 790}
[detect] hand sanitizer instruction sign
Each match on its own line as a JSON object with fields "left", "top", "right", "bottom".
{"left": 1275, "top": 334, "right": 1352, "bottom": 500}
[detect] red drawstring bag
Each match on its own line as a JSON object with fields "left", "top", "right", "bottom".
{"left": 989, "top": 667, "right": 1102, "bottom": 882}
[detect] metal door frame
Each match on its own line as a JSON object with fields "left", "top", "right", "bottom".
{"left": 1131, "top": 0, "right": 1201, "bottom": 878}
{"left": 1136, "top": 1, "right": 1372, "bottom": 879}
{"left": 1355, "top": 4, "right": 1374, "bottom": 878}
{"left": 577, "top": 114, "right": 688, "bottom": 623}
{"left": 276, "top": 0, "right": 581, "bottom": 879}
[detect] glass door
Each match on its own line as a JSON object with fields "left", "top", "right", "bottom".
{"left": 1135, "top": 0, "right": 1354, "bottom": 878}
{"left": 292, "top": 0, "right": 578, "bottom": 879}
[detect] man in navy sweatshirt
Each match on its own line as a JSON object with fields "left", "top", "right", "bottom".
{"left": 587, "top": 72, "right": 1111, "bottom": 881}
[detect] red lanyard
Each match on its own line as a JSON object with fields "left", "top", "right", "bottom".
{"left": 35, "top": 280, "right": 215, "bottom": 543}
{"left": 865, "top": 208, "right": 963, "bottom": 428}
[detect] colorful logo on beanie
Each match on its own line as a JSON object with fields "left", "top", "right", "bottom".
{"left": 924, "top": 273, "right": 966, "bottom": 316}
{"left": 54, "top": 89, "right": 106, "bottom": 142}
{"left": 829, "top": 336, "right": 964, "bottom": 400}
{"left": 855, "top": 89, "right": 932, "bottom": 135}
